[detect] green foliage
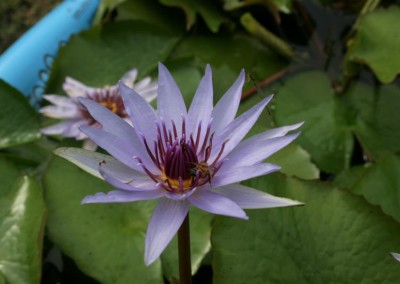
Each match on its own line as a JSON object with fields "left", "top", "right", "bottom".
{"left": 347, "top": 6, "right": 400, "bottom": 83}
{"left": 212, "top": 174, "right": 400, "bottom": 283}
{"left": 0, "top": 158, "right": 46, "bottom": 284}
{"left": 4, "top": 0, "right": 400, "bottom": 282}
{"left": 0, "top": 80, "right": 40, "bottom": 148}
{"left": 274, "top": 71, "right": 354, "bottom": 173}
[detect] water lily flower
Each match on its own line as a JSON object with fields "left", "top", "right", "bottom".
{"left": 55, "top": 63, "right": 303, "bottom": 265}
{"left": 40, "top": 68, "right": 157, "bottom": 150}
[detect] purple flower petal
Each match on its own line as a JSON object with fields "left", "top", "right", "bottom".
{"left": 211, "top": 183, "right": 303, "bottom": 209}
{"left": 188, "top": 189, "right": 248, "bottom": 219}
{"left": 54, "top": 147, "right": 145, "bottom": 180}
{"left": 99, "top": 166, "right": 158, "bottom": 191}
{"left": 209, "top": 95, "right": 273, "bottom": 163}
{"left": 41, "top": 119, "right": 86, "bottom": 137}
{"left": 79, "top": 98, "right": 151, "bottom": 162}
{"left": 223, "top": 132, "right": 301, "bottom": 170}
{"left": 211, "top": 69, "right": 244, "bottom": 133}
{"left": 80, "top": 125, "right": 159, "bottom": 174}
{"left": 62, "top": 77, "right": 94, "bottom": 98}
{"left": 120, "top": 68, "right": 138, "bottom": 88}
{"left": 81, "top": 189, "right": 164, "bottom": 204}
{"left": 119, "top": 82, "right": 159, "bottom": 142}
{"left": 187, "top": 65, "right": 213, "bottom": 140}
{"left": 211, "top": 163, "right": 280, "bottom": 188}
{"left": 391, "top": 252, "right": 400, "bottom": 262}
{"left": 157, "top": 63, "right": 187, "bottom": 135}
{"left": 145, "top": 198, "right": 189, "bottom": 265}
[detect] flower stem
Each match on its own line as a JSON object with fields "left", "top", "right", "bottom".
{"left": 178, "top": 213, "right": 192, "bottom": 284}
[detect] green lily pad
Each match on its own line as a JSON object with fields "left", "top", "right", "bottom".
{"left": 0, "top": 80, "right": 40, "bottom": 149}
{"left": 347, "top": 6, "right": 400, "bottom": 83}
{"left": 43, "top": 156, "right": 163, "bottom": 283}
{"left": 274, "top": 71, "right": 354, "bottom": 173}
{"left": 160, "top": 0, "right": 226, "bottom": 32}
{"left": 46, "top": 20, "right": 181, "bottom": 94}
{"left": 349, "top": 82, "right": 400, "bottom": 161}
{"left": 43, "top": 156, "right": 213, "bottom": 282}
{"left": 0, "top": 158, "right": 46, "bottom": 284}
{"left": 170, "top": 34, "right": 287, "bottom": 99}
{"left": 212, "top": 173, "right": 400, "bottom": 283}
{"left": 268, "top": 144, "right": 319, "bottom": 180}
{"left": 335, "top": 154, "right": 400, "bottom": 222}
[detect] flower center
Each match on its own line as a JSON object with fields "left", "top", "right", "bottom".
{"left": 80, "top": 87, "right": 127, "bottom": 124}
{"left": 138, "top": 118, "right": 228, "bottom": 194}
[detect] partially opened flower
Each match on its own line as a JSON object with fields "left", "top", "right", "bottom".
{"left": 40, "top": 68, "right": 157, "bottom": 149}
{"left": 55, "top": 63, "right": 303, "bottom": 265}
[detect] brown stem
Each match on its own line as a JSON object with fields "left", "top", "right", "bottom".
{"left": 178, "top": 213, "right": 192, "bottom": 284}
{"left": 241, "top": 68, "right": 289, "bottom": 101}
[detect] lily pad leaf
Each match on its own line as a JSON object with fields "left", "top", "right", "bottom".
{"left": 212, "top": 173, "right": 400, "bottom": 283}
{"left": 268, "top": 144, "right": 319, "bottom": 180}
{"left": 0, "top": 80, "right": 40, "bottom": 149}
{"left": 347, "top": 6, "right": 400, "bottom": 83}
{"left": 349, "top": 82, "right": 400, "bottom": 161}
{"left": 46, "top": 20, "right": 181, "bottom": 94}
{"left": 274, "top": 71, "right": 354, "bottom": 173}
{"left": 0, "top": 158, "right": 46, "bottom": 284}
{"left": 335, "top": 154, "right": 400, "bottom": 222}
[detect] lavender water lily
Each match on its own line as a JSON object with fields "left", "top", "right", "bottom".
{"left": 40, "top": 68, "right": 157, "bottom": 150}
{"left": 55, "top": 63, "right": 303, "bottom": 266}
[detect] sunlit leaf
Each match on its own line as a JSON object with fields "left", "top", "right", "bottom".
{"left": 0, "top": 158, "right": 46, "bottom": 284}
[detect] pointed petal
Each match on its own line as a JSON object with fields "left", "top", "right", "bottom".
{"left": 187, "top": 64, "right": 213, "bottom": 141}
{"left": 211, "top": 69, "right": 245, "bottom": 133}
{"left": 54, "top": 147, "right": 145, "bottom": 180}
{"left": 120, "top": 68, "right": 138, "bottom": 88}
{"left": 39, "top": 95, "right": 80, "bottom": 118}
{"left": 99, "top": 166, "right": 158, "bottom": 191}
{"left": 245, "top": 122, "right": 304, "bottom": 142}
{"left": 62, "top": 77, "right": 94, "bottom": 98}
{"left": 145, "top": 199, "right": 189, "bottom": 265}
{"left": 223, "top": 132, "right": 301, "bottom": 170}
{"left": 391, "top": 252, "right": 400, "bottom": 262}
{"left": 80, "top": 125, "right": 159, "bottom": 174}
{"left": 212, "top": 183, "right": 303, "bottom": 209}
{"left": 209, "top": 95, "right": 273, "bottom": 162}
{"left": 82, "top": 139, "right": 97, "bottom": 151}
{"left": 212, "top": 163, "right": 280, "bottom": 188}
{"left": 139, "top": 86, "right": 158, "bottom": 103}
{"left": 189, "top": 189, "right": 248, "bottom": 219}
{"left": 157, "top": 63, "right": 187, "bottom": 134}
{"left": 41, "top": 119, "right": 86, "bottom": 138}
{"left": 79, "top": 97, "right": 150, "bottom": 162}
{"left": 82, "top": 189, "right": 164, "bottom": 204}
{"left": 134, "top": 77, "right": 151, "bottom": 91}
{"left": 119, "top": 82, "right": 159, "bottom": 142}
